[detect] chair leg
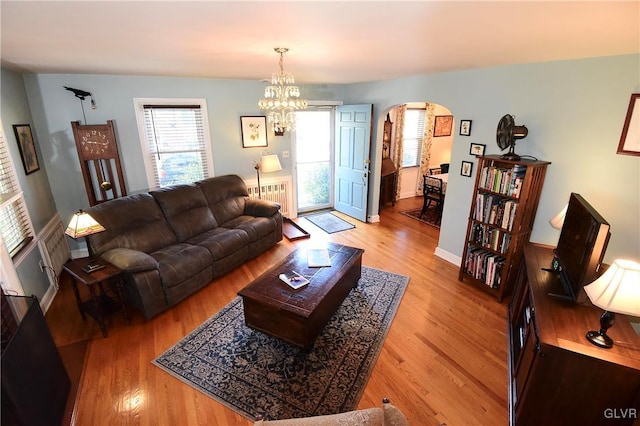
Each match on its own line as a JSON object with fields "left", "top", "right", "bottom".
{"left": 435, "top": 202, "right": 443, "bottom": 223}
{"left": 419, "top": 200, "right": 428, "bottom": 218}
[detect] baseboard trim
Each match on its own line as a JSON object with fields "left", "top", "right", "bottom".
{"left": 368, "top": 215, "right": 380, "bottom": 223}
{"left": 435, "top": 247, "right": 461, "bottom": 266}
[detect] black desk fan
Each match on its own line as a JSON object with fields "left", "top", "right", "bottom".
{"left": 496, "top": 114, "right": 529, "bottom": 160}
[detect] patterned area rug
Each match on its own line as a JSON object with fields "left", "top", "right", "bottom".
{"left": 400, "top": 207, "right": 441, "bottom": 228}
{"left": 152, "top": 266, "right": 409, "bottom": 421}
{"left": 304, "top": 212, "right": 356, "bottom": 233}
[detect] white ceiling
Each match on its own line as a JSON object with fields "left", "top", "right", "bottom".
{"left": 1, "top": 1, "right": 638, "bottom": 84}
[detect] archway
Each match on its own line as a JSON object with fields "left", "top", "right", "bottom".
{"left": 378, "top": 102, "right": 453, "bottom": 209}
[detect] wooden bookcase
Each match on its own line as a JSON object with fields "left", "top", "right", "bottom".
{"left": 458, "top": 155, "right": 550, "bottom": 301}
{"left": 508, "top": 243, "right": 640, "bottom": 425}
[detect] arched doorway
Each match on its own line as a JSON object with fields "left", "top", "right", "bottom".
{"left": 379, "top": 102, "right": 453, "bottom": 207}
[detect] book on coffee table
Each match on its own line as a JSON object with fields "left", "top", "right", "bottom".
{"left": 278, "top": 271, "right": 310, "bottom": 289}
{"left": 307, "top": 248, "right": 331, "bottom": 267}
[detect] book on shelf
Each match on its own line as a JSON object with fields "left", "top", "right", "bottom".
{"left": 463, "top": 246, "right": 505, "bottom": 289}
{"left": 307, "top": 248, "right": 331, "bottom": 267}
{"left": 278, "top": 270, "right": 310, "bottom": 289}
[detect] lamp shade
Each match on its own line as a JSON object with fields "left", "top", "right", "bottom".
{"left": 260, "top": 154, "right": 283, "bottom": 174}
{"left": 584, "top": 259, "right": 640, "bottom": 316}
{"left": 549, "top": 204, "right": 568, "bottom": 230}
{"left": 65, "top": 210, "right": 105, "bottom": 239}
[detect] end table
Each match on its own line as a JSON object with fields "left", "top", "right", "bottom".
{"left": 63, "top": 257, "right": 130, "bottom": 337}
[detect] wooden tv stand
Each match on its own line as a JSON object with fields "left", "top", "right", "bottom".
{"left": 508, "top": 243, "right": 640, "bottom": 425}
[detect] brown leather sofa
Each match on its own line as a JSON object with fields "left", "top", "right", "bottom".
{"left": 86, "top": 175, "right": 282, "bottom": 319}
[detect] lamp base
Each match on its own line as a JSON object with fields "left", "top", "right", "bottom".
{"left": 586, "top": 330, "right": 613, "bottom": 348}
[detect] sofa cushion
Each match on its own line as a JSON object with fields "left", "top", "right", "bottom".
{"left": 150, "top": 243, "right": 213, "bottom": 289}
{"left": 151, "top": 184, "right": 218, "bottom": 241}
{"left": 186, "top": 227, "right": 250, "bottom": 261}
{"left": 86, "top": 193, "right": 178, "bottom": 255}
{"left": 197, "top": 175, "right": 249, "bottom": 224}
{"left": 223, "top": 216, "right": 277, "bottom": 241}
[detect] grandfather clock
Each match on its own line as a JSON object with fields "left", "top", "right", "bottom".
{"left": 71, "top": 120, "right": 127, "bottom": 206}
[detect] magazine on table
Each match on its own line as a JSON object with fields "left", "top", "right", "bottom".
{"left": 307, "top": 248, "right": 332, "bottom": 267}
{"left": 278, "top": 270, "right": 310, "bottom": 289}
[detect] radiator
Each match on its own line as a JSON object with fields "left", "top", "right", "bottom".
{"left": 245, "top": 176, "right": 293, "bottom": 218}
{"left": 38, "top": 216, "right": 70, "bottom": 290}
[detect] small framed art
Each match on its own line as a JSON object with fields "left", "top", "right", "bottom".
{"left": 459, "top": 120, "right": 472, "bottom": 136}
{"left": 617, "top": 93, "right": 640, "bottom": 156}
{"left": 469, "top": 143, "right": 486, "bottom": 156}
{"left": 461, "top": 161, "right": 473, "bottom": 177}
{"left": 434, "top": 115, "right": 453, "bottom": 137}
{"left": 240, "top": 116, "right": 268, "bottom": 148}
{"left": 12, "top": 124, "right": 40, "bottom": 175}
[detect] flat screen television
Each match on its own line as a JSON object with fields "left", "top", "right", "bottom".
{"left": 550, "top": 193, "right": 611, "bottom": 302}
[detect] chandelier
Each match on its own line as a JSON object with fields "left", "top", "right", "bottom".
{"left": 258, "top": 47, "right": 307, "bottom": 135}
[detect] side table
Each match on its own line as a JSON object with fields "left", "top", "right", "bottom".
{"left": 63, "top": 257, "right": 130, "bottom": 337}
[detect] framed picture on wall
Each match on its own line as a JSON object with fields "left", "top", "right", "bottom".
{"left": 459, "top": 120, "right": 472, "bottom": 136}
{"left": 434, "top": 115, "right": 453, "bottom": 137}
{"left": 12, "top": 124, "right": 40, "bottom": 175}
{"left": 469, "top": 143, "right": 486, "bottom": 156}
{"left": 240, "top": 116, "right": 268, "bottom": 148}
{"left": 617, "top": 93, "right": 640, "bottom": 156}
{"left": 461, "top": 161, "right": 473, "bottom": 177}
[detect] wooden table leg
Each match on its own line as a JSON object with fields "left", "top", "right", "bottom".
{"left": 114, "top": 277, "right": 130, "bottom": 325}
{"left": 69, "top": 276, "right": 86, "bottom": 321}
{"left": 86, "top": 284, "right": 108, "bottom": 338}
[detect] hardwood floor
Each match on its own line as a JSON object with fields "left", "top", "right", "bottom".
{"left": 45, "top": 197, "right": 509, "bottom": 426}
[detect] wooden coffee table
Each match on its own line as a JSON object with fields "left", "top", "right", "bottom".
{"left": 238, "top": 243, "right": 364, "bottom": 350}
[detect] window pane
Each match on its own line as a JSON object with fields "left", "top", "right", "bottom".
{"left": 140, "top": 103, "right": 210, "bottom": 188}
{"left": 401, "top": 109, "right": 426, "bottom": 167}
{"left": 295, "top": 111, "right": 331, "bottom": 163}
{"left": 0, "top": 129, "right": 33, "bottom": 257}
{"left": 297, "top": 162, "right": 331, "bottom": 209}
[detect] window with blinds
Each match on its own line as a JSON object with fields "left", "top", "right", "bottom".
{"left": 135, "top": 100, "right": 213, "bottom": 188}
{"left": 402, "top": 108, "right": 426, "bottom": 168}
{"left": 0, "top": 127, "right": 34, "bottom": 258}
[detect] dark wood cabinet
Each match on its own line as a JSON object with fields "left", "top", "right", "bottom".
{"left": 379, "top": 158, "right": 397, "bottom": 209}
{"left": 459, "top": 155, "right": 550, "bottom": 301}
{"left": 2, "top": 295, "right": 70, "bottom": 426}
{"left": 508, "top": 243, "right": 640, "bottom": 425}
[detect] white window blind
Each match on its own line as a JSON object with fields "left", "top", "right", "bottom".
{"left": 402, "top": 109, "right": 426, "bottom": 168}
{"left": 0, "top": 127, "right": 34, "bottom": 258}
{"left": 140, "top": 103, "right": 210, "bottom": 188}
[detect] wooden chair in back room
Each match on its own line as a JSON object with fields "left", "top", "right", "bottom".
{"left": 420, "top": 175, "right": 444, "bottom": 223}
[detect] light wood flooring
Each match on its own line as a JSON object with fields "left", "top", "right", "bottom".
{"left": 45, "top": 197, "right": 509, "bottom": 426}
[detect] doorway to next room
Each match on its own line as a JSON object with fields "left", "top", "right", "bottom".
{"left": 380, "top": 102, "right": 454, "bottom": 230}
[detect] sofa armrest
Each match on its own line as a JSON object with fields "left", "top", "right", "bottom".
{"left": 245, "top": 198, "right": 281, "bottom": 217}
{"left": 383, "top": 401, "right": 409, "bottom": 426}
{"left": 253, "top": 407, "right": 383, "bottom": 425}
{"left": 101, "top": 248, "right": 159, "bottom": 273}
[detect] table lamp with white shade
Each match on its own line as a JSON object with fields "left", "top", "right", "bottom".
{"left": 584, "top": 259, "right": 640, "bottom": 348}
{"left": 253, "top": 153, "right": 282, "bottom": 199}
